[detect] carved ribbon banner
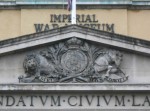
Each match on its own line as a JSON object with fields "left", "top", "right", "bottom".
{"left": 18, "top": 38, "right": 128, "bottom": 83}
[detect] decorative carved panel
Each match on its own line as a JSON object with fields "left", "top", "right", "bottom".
{"left": 18, "top": 38, "right": 128, "bottom": 83}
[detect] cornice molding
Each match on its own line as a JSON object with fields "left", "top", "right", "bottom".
{"left": 0, "top": 5, "right": 150, "bottom": 10}
{"left": 0, "top": 25, "right": 150, "bottom": 56}
{"left": 0, "top": 83, "right": 150, "bottom": 92}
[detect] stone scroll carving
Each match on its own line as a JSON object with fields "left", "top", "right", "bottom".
{"left": 18, "top": 38, "right": 128, "bottom": 83}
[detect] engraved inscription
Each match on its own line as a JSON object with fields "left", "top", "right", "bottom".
{"left": 0, "top": 94, "right": 150, "bottom": 109}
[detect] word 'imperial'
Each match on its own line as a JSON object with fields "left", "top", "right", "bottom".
{"left": 34, "top": 14, "right": 114, "bottom": 33}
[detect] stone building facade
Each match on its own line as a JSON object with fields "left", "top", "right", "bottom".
{"left": 0, "top": 1, "right": 150, "bottom": 111}
{"left": 0, "top": 25, "right": 150, "bottom": 110}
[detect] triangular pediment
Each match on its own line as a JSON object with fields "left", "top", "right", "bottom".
{"left": 0, "top": 25, "right": 149, "bottom": 55}
{"left": 0, "top": 25, "right": 150, "bottom": 84}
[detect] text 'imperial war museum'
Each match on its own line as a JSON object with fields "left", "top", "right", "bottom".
{"left": 0, "top": 0, "right": 150, "bottom": 111}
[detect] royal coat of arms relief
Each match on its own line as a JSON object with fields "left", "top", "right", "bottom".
{"left": 19, "top": 38, "right": 128, "bottom": 83}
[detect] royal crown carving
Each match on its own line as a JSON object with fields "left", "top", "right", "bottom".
{"left": 18, "top": 38, "right": 128, "bottom": 83}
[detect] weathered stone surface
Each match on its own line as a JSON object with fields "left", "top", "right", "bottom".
{"left": 0, "top": 91, "right": 150, "bottom": 110}
{"left": 0, "top": 109, "right": 150, "bottom": 111}
{"left": 0, "top": 25, "right": 150, "bottom": 111}
{"left": 1, "top": 109, "right": 149, "bottom": 111}
{"left": 18, "top": 38, "right": 127, "bottom": 83}
{"left": 0, "top": 84, "right": 150, "bottom": 91}
{"left": 0, "top": 25, "right": 150, "bottom": 84}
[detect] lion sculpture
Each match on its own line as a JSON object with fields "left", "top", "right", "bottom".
{"left": 19, "top": 53, "right": 55, "bottom": 82}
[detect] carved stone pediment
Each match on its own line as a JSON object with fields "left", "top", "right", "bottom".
{"left": 18, "top": 37, "right": 128, "bottom": 83}
{"left": 0, "top": 25, "right": 150, "bottom": 84}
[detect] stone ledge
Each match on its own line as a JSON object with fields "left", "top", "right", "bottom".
{"left": 0, "top": 84, "right": 150, "bottom": 92}
{"left": 0, "top": 109, "right": 150, "bottom": 111}
{"left": 1, "top": 5, "right": 150, "bottom": 10}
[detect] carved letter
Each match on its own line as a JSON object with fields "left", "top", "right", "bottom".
{"left": 52, "top": 24, "right": 59, "bottom": 29}
{"left": 51, "top": 96, "right": 61, "bottom": 106}
{"left": 34, "top": 24, "right": 43, "bottom": 32}
{"left": 68, "top": 96, "right": 77, "bottom": 106}
{"left": 76, "top": 14, "right": 81, "bottom": 22}
{"left": 132, "top": 95, "right": 141, "bottom": 106}
{"left": 79, "top": 96, "right": 83, "bottom": 106}
{"left": 44, "top": 24, "right": 50, "bottom": 31}
{"left": 27, "top": 96, "right": 37, "bottom": 107}
{"left": 93, "top": 14, "right": 98, "bottom": 23}
{"left": 62, "top": 14, "right": 68, "bottom": 22}
{"left": 39, "top": 96, "right": 49, "bottom": 106}
{"left": 16, "top": 96, "right": 26, "bottom": 106}
{"left": 90, "top": 24, "right": 97, "bottom": 29}
{"left": 85, "top": 15, "right": 92, "bottom": 22}
{"left": 103, "top": 95, "right": 112, "bottom": 106}
{"left": 54, "top": 14, "right": 61, "bottom": 23}
{"left": 106, "top": 24, "right": 114, "bottom": 33}
{"left": 115, "top": 96, "right": 125, "bottom": 106}
{"left": 50, "top": 14, "right": 54, "bottom": 22}
{"left": 81, "top": 14, "right": 85, "bottom": 22}
{"left": 6, "top": 96, "right": 15, "bottom": 106}
{"left": 0, "top": 96, "right": 3, "bottom": 106}
{"left": 142, "top": 96, "right": 150, "bottom": 106}
{"left": 97, "top": 96, "right": 101, "bottom": 106}
{"left": 85, "top": 95, "right": 94, "bottom": 106}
